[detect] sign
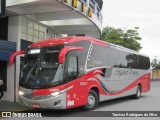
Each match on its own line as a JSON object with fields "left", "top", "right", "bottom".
{"left": 88, "top": 8, "right": 93, "bottom": 17}
{"left": 63, "top": 0, "right": 93, "bottom": 18}
{"left": 72, "top": 0, "right": 78, "bottom": 8}
{"left": 0, "top": 0, "right": 6, "bottom": 18}
{"left": 82, "top": 3, "right": 86, "bottom": 13}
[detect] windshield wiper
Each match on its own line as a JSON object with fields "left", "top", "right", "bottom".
{"left": 25, "top": 60, "right": 39, "bottom": 83}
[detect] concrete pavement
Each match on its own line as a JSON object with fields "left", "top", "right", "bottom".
{"left": 0, "top": 101, "right": 29, "bottom": 111}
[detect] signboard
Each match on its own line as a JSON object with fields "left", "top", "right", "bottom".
{"left": 64, "top": 0, "right": 93, "bottom": 18}
{"left": 0, "top": 0, "right": 6, "bottom": 18}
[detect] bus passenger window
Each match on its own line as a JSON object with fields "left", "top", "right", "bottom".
{"left": 66, "top": 56, "right": 78, "bottom": 81}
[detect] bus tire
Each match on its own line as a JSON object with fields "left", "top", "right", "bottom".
{"left": 0, "top": 89, "right": 3, "bottom": 99}
{"left": 83, "top": 90, "right": 99, "bottom": 110}
{"left": 133, "top": 85, "right": 141, "bottom": 99}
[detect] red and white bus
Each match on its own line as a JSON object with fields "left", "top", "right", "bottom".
{"left": 10, "top": 36, "right": 151, "bottom": 110}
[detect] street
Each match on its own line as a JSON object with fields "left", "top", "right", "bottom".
{"left": 2, "top": 80, "right": 160, "bottom": 119}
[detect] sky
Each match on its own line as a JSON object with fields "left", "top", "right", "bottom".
{"left": 102, "top": 0, "right": 160, "bottom": 60}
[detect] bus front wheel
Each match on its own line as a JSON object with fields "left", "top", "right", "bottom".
{"left": 83, "top": 90, "right": 99, "bottom": 110}
{"left": 133, "top": 85, "right": 141, "bottom": 99}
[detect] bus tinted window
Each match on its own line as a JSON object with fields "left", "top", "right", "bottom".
{"left": 106, "top": 47, "right": 150, "bottom": 70}
{"left": 66, "top": 56, "right": 78, "bottom": 82}
{"left": 87, "top": 45, "right": 150, "bottom": 70}
{"left": 105, "top": 47, "right": 117, "bottom": 67}
{"left": 70, "top": 41, "right": 90, "bottom": 64}
{"left": 105, "top": 47, "right": 130, "bottom": 68}
{"left": 126, "top": 54, "right": 150, "bottom": 70}
{"left": 114, "top": 49, "right": 129, "bottom": 68}
{"left": 87, "top": 44, "right": 106, "bottom": 69}
{"left": 70, "top": 41, "right": 91, "bottom": 74}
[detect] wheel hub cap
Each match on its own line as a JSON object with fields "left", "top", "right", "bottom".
{"left": 88, "top": 94, "right": 95, "bottom": 106}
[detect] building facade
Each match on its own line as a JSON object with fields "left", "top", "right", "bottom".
{"left": 0, "top": 0, "right": 103, "bottom": 102}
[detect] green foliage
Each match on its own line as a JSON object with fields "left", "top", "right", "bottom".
{"left": 102, "top": 27, "right": 142, "bottom": 51}
{"left": 151, "top": 58, "right": 160, "bottom": 70}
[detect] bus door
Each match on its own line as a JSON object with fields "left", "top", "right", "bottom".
{"left": 65, "top": 53, "right": 84, "bottom": 108}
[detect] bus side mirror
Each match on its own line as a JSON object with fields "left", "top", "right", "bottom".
{"left": 9, "top": 50, "right": 26, "bottom": 65}
{"left": 58, "top": 46, "right": 84, "bottom": 64}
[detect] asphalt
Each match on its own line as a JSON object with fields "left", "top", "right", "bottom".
{"left": 0, "top": 101, "right": 29, "bottom": 111}
{"left": 0, "top": 80, "right": 160, "bottom": 112}
{"left": 0, "top": 80, "right": 160, "bottom": 119}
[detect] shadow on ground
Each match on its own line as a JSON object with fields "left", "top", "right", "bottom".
{"left": 22, "top": 95, "right": 144, "bottom": 117}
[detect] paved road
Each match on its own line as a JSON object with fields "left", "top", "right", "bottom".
{"left": 2, "top": 81, "right": 160, "bottom": 119}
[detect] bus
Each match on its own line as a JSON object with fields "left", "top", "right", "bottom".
{"left": 10, "top": 36, "right": 151, "bottom": 110}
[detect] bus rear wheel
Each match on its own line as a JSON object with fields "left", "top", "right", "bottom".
{"left": 83, "top": 90, "right": 99, "bottom": 110}
{"left": 133, "top": 85, "right": 141, "bottom": 99}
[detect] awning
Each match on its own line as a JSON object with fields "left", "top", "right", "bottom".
{"left": 0, "top": 40, "right": 16, "bottom": 61}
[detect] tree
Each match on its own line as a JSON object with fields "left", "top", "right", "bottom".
{"left": 102, "top": 27, "right": 142, "bottom": 51}
{"left": 151, "top": 58, "right": 160, "bottom": 70}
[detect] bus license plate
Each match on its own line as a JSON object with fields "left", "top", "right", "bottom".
{"left": 32, "top": 104, "right": 40, "bottom": 108}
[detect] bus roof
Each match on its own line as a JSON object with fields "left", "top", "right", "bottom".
{"left": 29, "top": 36, "right": 149, "bottom": 58}
{"left": 29, "top": 36, "right": 107, "bottom": 48}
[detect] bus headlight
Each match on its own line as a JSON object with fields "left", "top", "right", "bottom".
{"left": 50, "top": 86, "right": 73, "bottom": 97}
{"left": 19, "top": 91, "right": 24, "bottom": 96}
{"left": 51, "top": 92, "right": 60, "bottom": 97}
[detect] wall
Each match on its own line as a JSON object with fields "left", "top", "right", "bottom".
{"left": 3, "top": 16, "right": 21, "bottom": 102}
{"left": 152, "top": 70, "right": 160, "bottom": 80}
{"left": 20, "top": 16, "right": 61, "bottom": 42}
{"left": 21, "top": 16, "right": 46, "bottom": 42}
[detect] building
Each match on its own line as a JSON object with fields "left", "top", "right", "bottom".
{"left": 0, "top": 0, "right": 103, "bottom": 102}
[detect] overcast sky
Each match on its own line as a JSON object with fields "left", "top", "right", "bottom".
{"left": 102, "top": 0, "right": 160, "bottom": 60}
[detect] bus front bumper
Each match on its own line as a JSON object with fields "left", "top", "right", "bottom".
{"left": 19, "top": 92, "right": 66, "bottom": 109}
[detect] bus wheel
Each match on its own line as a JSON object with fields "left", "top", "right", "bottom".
{"left": 0, "top": 89, "right": 3, "bottom": 99}
{"left": 133, "top": 85, "right": 141, "bottom": 99}
{"left": 83, "top": 90, "right": 99, "bottom": 110}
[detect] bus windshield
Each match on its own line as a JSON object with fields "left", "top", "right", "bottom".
{"left": 19, "top": 46, "right": 64, "bottom": 89}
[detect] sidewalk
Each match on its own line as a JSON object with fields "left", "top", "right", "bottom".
{"left": 0, "top": 101, "right": 29, "bottom": 111}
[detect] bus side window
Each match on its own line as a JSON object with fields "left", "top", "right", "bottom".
{"left": 66, "top": 56, "right": 78, "bottom": 82}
